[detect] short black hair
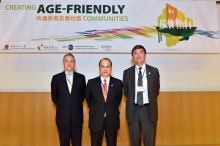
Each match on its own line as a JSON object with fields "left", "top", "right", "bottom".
{"left": 99, "top": 58, "right": 112, "bottom": 67}
{"left": 131, "top": 45, "right": 147, "bottom": 56}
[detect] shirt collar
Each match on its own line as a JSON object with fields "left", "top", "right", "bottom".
{"left": 135, "top": 64, "right": 145, "bottom": 71}
{"left": 100, "top": 76, "right": 110, "bottom": 82}
{"left": 65, "top": 71, "right": 74, "bottom": 76}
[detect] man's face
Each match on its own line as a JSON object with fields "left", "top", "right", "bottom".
{"left": 62, "top": 56, "right": 75, "bottom": 72}
{"left": 99, "top": 59, "right": 112, "bottom": 78}
{"left": 132, "top": 48, "right": 146, "bottom": 66}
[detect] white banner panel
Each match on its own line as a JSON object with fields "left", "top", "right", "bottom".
{"left": 0, "top": 0, "right": 219, "bottom": 53}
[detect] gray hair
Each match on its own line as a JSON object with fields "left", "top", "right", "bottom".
{"left": 63, "top": 53, "right": 75, "bottom": 62}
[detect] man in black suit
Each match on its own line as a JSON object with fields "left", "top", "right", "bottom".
{"left": 86, "top": 58, "right": 123, "bottom": 146}
{"left": 123, "top": 45, "right": 160, "bottom": 146}
{"left": 51, "top": 53, "right": 86, "bottom": 146}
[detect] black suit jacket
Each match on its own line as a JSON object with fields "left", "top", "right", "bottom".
{"left": 123, "top": 64, "right": 160, "bottom": 123}
{"left": 86, "top": 76, "right": 123, "bottom": 132}
{"left": 51, "top": 71, "right": 86, "bottom": 127}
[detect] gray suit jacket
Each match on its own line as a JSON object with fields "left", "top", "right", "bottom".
{"left": 123, "top": 64, "right": 160, "bottom": 123}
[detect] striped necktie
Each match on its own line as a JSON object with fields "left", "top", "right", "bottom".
{"left": 102, "top": 79, "right": 108, "bottom": 117}
{"left": 67, "top": 73, "right": 72, "bottom": 93}
{"left": 102, "top": 79, "right": 108, "bottom": 102}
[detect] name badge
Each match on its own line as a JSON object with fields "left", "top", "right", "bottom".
{"left": 137, "top": 86, "right": 145, "bottom": 92}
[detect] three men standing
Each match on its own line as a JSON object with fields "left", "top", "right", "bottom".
{"left": 51, "top": 47, "right": 160, "bottom": 146}
{"left": 123, "top": 45, "right": 160, "bottom": 146}
{"left": 86, "top": 58, "right": 123, "bottom": 146}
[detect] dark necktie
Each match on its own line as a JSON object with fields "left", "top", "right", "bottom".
{"left": 137, "top": 67, "right": 143, "bottom": 105}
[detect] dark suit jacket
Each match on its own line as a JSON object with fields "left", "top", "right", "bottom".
{"left": 86, "top": 76, "right": 123, "bottom": 132}
{"left": 123, "top": 64, "right": 160, "bottom": 123}
{"left": 51, "top": 71, "right": 86, "bottom": 127}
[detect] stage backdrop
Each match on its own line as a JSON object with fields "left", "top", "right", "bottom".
{"left": 0, "top": 0, "right": 219, "bottom": 53}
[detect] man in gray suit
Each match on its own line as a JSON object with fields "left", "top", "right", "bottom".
{"left": 123, "top": 45, "right": 160, "bottom": 146}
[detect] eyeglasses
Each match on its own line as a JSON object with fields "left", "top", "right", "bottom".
{"left": 100, "top": 65, "right": 111, "bottom": 69}
{"left": 64, "top": 60, "right": 75, "bottom": 63}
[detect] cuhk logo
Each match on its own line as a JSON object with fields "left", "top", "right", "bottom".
{"left": 4, "top": 45, "right": 9, "bottom": 50}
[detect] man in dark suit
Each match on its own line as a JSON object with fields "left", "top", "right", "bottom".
{"left": 123, "top": 45, "right": 160, "bottom": 146}
{"left": 86, "top": 58, "right": 123, "bottom": 146}
{"left": 51, "top": 53, "right": 86, "bottom": 146}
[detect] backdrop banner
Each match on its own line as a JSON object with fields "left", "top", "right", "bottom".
{"left": 0, "top": 0, "right": 219, "bottom": 53}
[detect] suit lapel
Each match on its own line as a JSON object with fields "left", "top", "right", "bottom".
{"left": 95, "top": 77, "right": 105, "bottom": 103}
{"left": 71, "top": 72, "right": 78, "bottom": 95}
{"left": 106, "top": 76, "right": 114, "bottom": 102}
{"left": 131, "top": 66, "right": 135, "bottom": 97}
{"left": 145, "top": 64, "right": 152, "bottom": 91}
{"left": 61, "top": 71, "right": 70, "bottom": 94}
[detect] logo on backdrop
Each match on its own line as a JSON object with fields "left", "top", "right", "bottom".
{"left": 101, "top": 44, "right": 112, "bottom": 51}
{"left": 4, "top": 45, "right": 35, "bottom": 50}
{"left": 38, "top": 44, "right": 44, "bottom": 50}
{"left": 156, "top": 3, "right": 196, "bottom": 47}
{"left": 68, "top": 44, "right": 73, "bottom": 50}
{"left": 38, "top": 44, "right": 59, "bottom": 50}
{"left": 4, "top": 45, "right": 9, "bottom": 50}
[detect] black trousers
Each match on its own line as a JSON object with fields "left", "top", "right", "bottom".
{"left": 57, "top": 121, "right": 82, "bottom": 146}
{"left": 90, "top": 117, "right": 117, "bottom": 146}
{"left": 129, "top": 104, "right": 157, "bottom": 146}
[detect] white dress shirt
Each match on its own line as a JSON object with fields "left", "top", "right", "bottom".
{"left": 100, "top": 76, "right": 110, "bottom": 93}
{"left": 65, "top": 71, "right": 74, "bottom": 85}
{"left": 134, "top": 64, "right": 149, "bottom": 104}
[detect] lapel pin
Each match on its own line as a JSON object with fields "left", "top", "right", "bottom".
{"left": 148, "top": 72, "right": 151, "bottom": 74}
{"left": 111, "top": 84, "right": 113, "bottom": 86}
